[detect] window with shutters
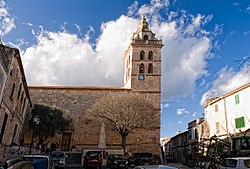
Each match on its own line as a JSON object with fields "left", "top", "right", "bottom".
{"left": 215, "top": 104, "right": 218, "bottom": 112}
{"left": 235, "top": 94, "right": 240, "bottom": 105}
{"left": 216, "top": 122, "right": 220, "bottom": 134}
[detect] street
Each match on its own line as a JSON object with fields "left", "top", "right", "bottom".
{"left": 64, "top": 163, "right": 193, "bottom": 169}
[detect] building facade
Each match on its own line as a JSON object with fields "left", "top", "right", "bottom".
{"left": 168, "top": 131, "right": 188, "bottom": 163}
{"left": 204, "top": 82, "right": 250, "bottom": 140}
{"left": 0, "top": 44, "right": 32, "bottom": 159}
{"left": 27, "top": 16, "right": 163, "bottom": 155}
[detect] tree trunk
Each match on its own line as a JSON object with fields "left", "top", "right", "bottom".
{"left": 121, "top": 134, "right": 127, "bottom": 155}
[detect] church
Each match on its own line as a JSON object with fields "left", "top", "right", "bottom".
{"left": 28, "top": 16, "right": 163, "bottom": 155}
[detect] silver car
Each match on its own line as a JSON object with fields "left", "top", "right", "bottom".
{"left": 134, "top": 165, "right": 178, "bottom": 169}
{"left": 219, "top": 157, "right": 250, "bottom": 169}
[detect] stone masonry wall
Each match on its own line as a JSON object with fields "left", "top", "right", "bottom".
{"left": 27, "top": 86, "right": 161, "bottom": 155}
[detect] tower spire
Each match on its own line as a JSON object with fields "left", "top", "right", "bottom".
{"left": 136, "top": 15, "right": 150, "bottom": 34}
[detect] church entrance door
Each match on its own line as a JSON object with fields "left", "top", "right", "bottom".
{"left": 61, "top": 132, "right": 72, "bottom": 151}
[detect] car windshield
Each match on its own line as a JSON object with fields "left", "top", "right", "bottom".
{"left": 86, "top": 151, "right": 101, "bottom": 158}
{"left": 113, "top": 154, "right": 123, "bottom": 158}
{"left": 220, "top": 159, "right": 238, "bottom": 167}
{"left": 51, "top": 151, "right": 65, "bottom": 158}
{"left": 22, "top": 157, "right": 48, "bottom": 169}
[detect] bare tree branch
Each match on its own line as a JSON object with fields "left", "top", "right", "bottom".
{"left": 85, "top": 92, "right": 159, "bottom": 152}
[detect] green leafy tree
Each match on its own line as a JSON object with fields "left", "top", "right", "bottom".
{"left": 86, "top": 93, "right": 159, "bottom": 153}
{"left": 29, "top": 104, "right": 70, "bottom": 145}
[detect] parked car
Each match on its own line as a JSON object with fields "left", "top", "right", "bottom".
{"left": 106, "top": 154, "right": 128, "bottom": 169}
{"left": 22, "top": 154, "right": 54, "bottom": 169}
{"left": 1, "top": 161, "right": 35, "bottom": 169}
{"left": 128, "top": 152, "right": 154, "bottom": 166}
{"left": 219, "top": 157, "right": 250, "bottom": 169}
{"left": 83, "top": 151, "right": 103, "bottom": 169}
{"left": 51, "top": 151, "right": 67, "bottom": 169}
{"left": 165, "top": 154, "right": 172, "bottom": 163}
{"left": 134, "top": 165, "right": 178, "bottom": 169}
{"left": 153, "top": 155, "right": 161, "bottom": 164}
{"left": 1, "top": 157, "right": 35, "bottom": 169}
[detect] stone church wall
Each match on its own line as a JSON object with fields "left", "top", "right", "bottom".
{"left": 27, "top": 86, "right": 161, "bottom": 155}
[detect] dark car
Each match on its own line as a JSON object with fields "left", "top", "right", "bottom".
{"left": 1, "top": 157, "right": 35, "bottom": 169}
{"left": 22, "top": 154, "right": 54, "bottom": 169}
{"left": 51, "top": 151, "right": 67, "bottom": 169}
{"left": 153, "top": 155, "right": 161, "bottom": 164}
{"left": 83, "top": 151, "right": 103, "bottom": 169}
{"left": 128, "top": 152, "right": 154, "bottom": 166}
{"left": 165, "top": 154, "right": 172, "bottom": 163}
{"left": 106, "top": 154, "right": 128, "bottom": 169}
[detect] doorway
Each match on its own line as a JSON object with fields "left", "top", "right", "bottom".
{"left": 61, "top": 132, "right": 72, "bottom": 151}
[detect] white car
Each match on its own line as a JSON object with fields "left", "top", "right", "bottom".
{"left": 134, "top": 165, "right": 178, "bottom": 169}
{"left": 219, "top": 157, "right": 250, "bottom": 169}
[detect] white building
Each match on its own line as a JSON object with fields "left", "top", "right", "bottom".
{"left": 204, "top": 83, "right": 250, "bottom": 140}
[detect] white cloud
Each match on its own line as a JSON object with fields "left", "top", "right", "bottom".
{"left": 192, "top": 112, "right": 197, "bottom": 117}
{"left": 22, "top": 15, "right": 138, "bottom": 86}
{"left": 177, "top": 121, "right": 182, "bottom": 124}
{"left": 200, "top": 65, "right": 250, "bottom": 105}
{"left": 185, "top": 14, "right": 212, "bottom": 36}
{"left": 176, "top": 108, "right": 190, "bottom": 116}
{"left": 247, "top": 5, "right": 250, "bottom": 13}
{"left": 127, "top": 1, "right": 138, "bottom": 16}
{"left": 138, "top": 0, "right": 169, "bottom": 22}
{"left": 243, "top": 31, "right": 250, "bottom": 35}
{"left": 232, "top": 2, "right": 241, "bottom": 6}
{"left": 21, "top": 0, "right": 214, "bottom": 102}
{"left": 161, "top": 103, "right": 170, "bottom": 109}
{"left": 0, "top": 1, "right": 15, "bottom": 37}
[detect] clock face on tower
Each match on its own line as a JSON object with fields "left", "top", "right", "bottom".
{"left": 138, "top": 74, "right": 145, "bottom": 81}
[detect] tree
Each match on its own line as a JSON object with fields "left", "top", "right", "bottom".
{"left": 29, "top": 104, "right": 70, "bottom": 145}
{"left": 85, "top": 93, "right": 159, "bottom": 153}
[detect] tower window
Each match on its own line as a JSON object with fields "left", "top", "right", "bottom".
{"left": 148, "top": 51, "right": 153, "bottom": 60}
{"left": 144, "top": 35, "right": 148, "bottom": 40}
{"left": 148, "top": 63, "right": 153, "bottom": 73}
{"left": 140, "top": 51, "right": 145, "bottom": 60}
{"left": 10, "top": 82, "right": 16, "bottom": 100}
{"left": 139, "top": 63, "right": 144, "bottom": 73}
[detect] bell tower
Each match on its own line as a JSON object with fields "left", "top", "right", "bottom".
{"left": 123, "top": 16, "right": 163, "bottom": 92}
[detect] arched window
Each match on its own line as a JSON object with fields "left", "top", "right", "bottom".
{"left": 144, "top": 35, "right": 148, "bottom": 40}
{"left": 139, "top": 63, "right": 144, "bottom": 73}
{"left": 140, "top": 51, "right": 145, "bottom": 60}
{"left": 148, "top": 51, "right": 153, "bottom": 60}
{"left": 148, "top": 63, "right": 153, "bottom": 73}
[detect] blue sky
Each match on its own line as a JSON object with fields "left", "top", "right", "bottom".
{"left": 1, "top": 0, "right": 250, "bottom": 138}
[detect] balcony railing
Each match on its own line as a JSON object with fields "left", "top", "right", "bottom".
{"left": 131, "top": 39, "right": 163, "bottom": 45}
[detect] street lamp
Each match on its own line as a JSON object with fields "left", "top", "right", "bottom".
{"left": 29, "top": 115, "right": 40, "bottom": 154}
